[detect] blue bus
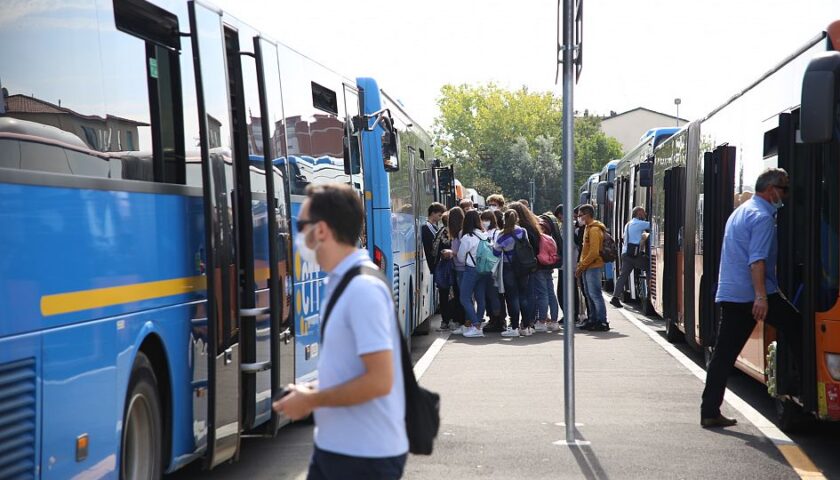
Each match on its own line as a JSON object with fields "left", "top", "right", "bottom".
{"left": 591, "top": 159, "right": 620, "bottom": 290}
{"left": 0, "top": 1, "right": 439, "bottom": 477}
{"left": 612, "top": 127, "right": 678, "bottom": 312}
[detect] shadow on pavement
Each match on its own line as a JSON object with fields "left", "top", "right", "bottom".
{"left": 567, "top": 429, "right": 610, "bottom": 480}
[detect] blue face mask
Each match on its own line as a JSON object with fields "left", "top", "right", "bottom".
{"left": 771, "top": 189, "right": 784, "bottom": 210}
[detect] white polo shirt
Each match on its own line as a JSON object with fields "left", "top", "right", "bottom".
{"left": 314, "top": 249, "right": 407, "bottom": 457}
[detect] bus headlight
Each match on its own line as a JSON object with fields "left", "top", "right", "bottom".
{"left": 825, "top": 353, "right": 840, "bottom": 381}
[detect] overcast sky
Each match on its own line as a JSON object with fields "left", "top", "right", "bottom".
{"left": 214, "top": 0, "right": 838, "bottom": 129}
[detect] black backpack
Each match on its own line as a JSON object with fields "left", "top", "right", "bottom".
{"left": 321, "top": 265, "right": 440, "bottom": 455}
{"left": 512, "top": 233, "right": 538, "bottom": 276}
{"left": 599, "top": 226, "right": 618, "bottom": 263}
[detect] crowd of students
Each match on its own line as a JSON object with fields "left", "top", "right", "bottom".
{"left": 421, "top": 194, "right": 612, "bottom": 338}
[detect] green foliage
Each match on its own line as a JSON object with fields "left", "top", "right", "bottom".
{"left": 433, "top": 83, "right": 623, "bottom": 212}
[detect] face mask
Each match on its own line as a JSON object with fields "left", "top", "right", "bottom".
{"left": 489, "top": 205, "right": 499, "bottom": 212}
{"left": 295, "top": 228, "right": 319, "bottom": 266}
{"left": 771, "top": 189, "right": 784, "bottom": 210}
{"left": 482, "top": 221, "right": 491, "bottom": 230}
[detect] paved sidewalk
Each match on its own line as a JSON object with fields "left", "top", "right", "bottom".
{"left": 405, "top": 302, "right": 799, "bottom": 479}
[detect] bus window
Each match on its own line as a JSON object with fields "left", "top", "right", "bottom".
{"left": 20, "top": 142, "right": 71, "bottom": 175}
{"left": 0, "top": 139, "right": 21, "bottom": 169}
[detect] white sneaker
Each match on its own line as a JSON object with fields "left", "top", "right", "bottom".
{"left": 547, "top": 321, "right": 560, "bottom": 332}
{"left": 534, "top": 322, "right": 548, "bottom": 333}
{"left": 523, "top": 326, "right": 534, "bottom": 336}
{"left": 501, "top": 327, "right": 520, "bottom": 337}
{"left": 463, "top": 326, "right": 484, "bottom": 338}
{"left": 451, "top": 326, "right": 465, "bottom": 335}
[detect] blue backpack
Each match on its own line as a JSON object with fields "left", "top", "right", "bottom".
{"left": 434, "top": 257, "right": 455, "bottom": 289}
{"left": 475, "top": 237, "right": 499, "bottom": 275}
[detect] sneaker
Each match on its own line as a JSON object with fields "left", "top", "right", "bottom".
{"left": 547, "top": 321, "right": 560, "bottom": 332}
{"left": 523, "top": 326, "right": 534, "bottom": 336}
{"left": 451, "top": 326, "right": 465, "bottom": 335}
{"left": 610, "top": 297, "right": 623, "bottom": 308}
{"left": 591, "top": 323, "right": 611, "bottom": 332}
{"left": 501, "top": 327, "right": 520, "bottom": 337}
{"left": 436, "top": 323, "right": 451, "bottom": 332}
{"left": 534, "top": 322, "right": 548, "bottom": 333}
{"left": 463, "top": 326, "right": 485, "bottom": 338}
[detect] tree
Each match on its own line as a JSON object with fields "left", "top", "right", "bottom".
{"left": 434, "top": 83, "right": 622, "bottom": 212}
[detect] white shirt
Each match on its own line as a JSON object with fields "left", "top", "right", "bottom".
{"left": 314, "top": 250, "right": 407, "bottom": 457}
{"left": 456, "top": 230, "right": 488, "bottom": 268}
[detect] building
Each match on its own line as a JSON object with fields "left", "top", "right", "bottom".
{"left": 600, "top": 107, "right": 688, "bottom": 153}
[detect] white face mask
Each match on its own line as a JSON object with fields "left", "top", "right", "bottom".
{"left": 489, "top": 205, "right": 499, "bottom": 212}
{"left": 482, "top": 221, "right": 491, "bottom": 230}
{"left": 771, "top": 188, "right": 785, "bottom": 210}
{"left": 295, "top": 228, "right": 319, "bottom": 266}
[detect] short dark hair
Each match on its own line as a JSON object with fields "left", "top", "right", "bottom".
{"left": 305, "top": 183, "right": 364, "bottom": 246}
{"left": 428, "top": 202, "right": 446, "bottom": 216}
{"left": 462, "top": 209, "right": 483, "bottom": 235}
{"left": 554, "top": 203, "right": 564, "bottom": 218}
{"left": 579, "top": 204, "right": 595, "bottom": 218}
{"left": 459, "top": 198, "right": 473, "bottom": 209}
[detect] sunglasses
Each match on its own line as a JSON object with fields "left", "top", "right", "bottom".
{"left": 296, "top": 219, "right": 319, "bottom": 233}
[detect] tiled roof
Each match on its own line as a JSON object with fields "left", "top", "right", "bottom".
{"left": 5, "top": 94, "right": 148, "bottom": 126}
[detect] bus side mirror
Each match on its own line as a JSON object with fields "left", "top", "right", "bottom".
{"left": 382, "top": 121, "right": 399, "bottom": 172}
{"left": 800, "top": 51, "right": 840, "bottom": 144}
{"left": 596, "top": 181, "right": 608, "bottom": 205}
{"left": 639, "top": 162, "right": 653, "bottom": 187}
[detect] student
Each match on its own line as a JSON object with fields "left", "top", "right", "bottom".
{"left": 494, "top": 210, "right": 530, "bottom": 337}
{"left": 534, "top": 218, "right": 561, "bottom": 332}
{"left": 274, "top": 183, "right": 407, "bottom": 479}
{"left": 480, "top": 210, "right": 504, "bottom": 332}
{"left": 431, "top": 211, "right": 455, "bottom": 330}
{"left": 457, "top": 210, "right": 489, "bottom": 337}
{"left": 448, "top": 207, "right": 468, "bottom": 334}
{"left": 486, "top": 194, "right": 506, "bottom": 211}
{"left": 575, "top": 204, "right": 609, "bottom": 331}
{"left": 508, "top": 202, "right": 541, "bottom": 334}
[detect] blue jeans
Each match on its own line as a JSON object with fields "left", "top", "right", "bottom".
{"left": 308, "top": 446, "right": 407, "bottom": 480}
{"left": 534, "top": 269, "right": 559, "bottom": 321}
{"left": 583, "top": 267, "right": 607, "bottom": 324}
{"left": 503, "top": 266, "right": 533, "bottom": 329}
{"left": 459, "top": 266, "right": 487, "bottom": 326}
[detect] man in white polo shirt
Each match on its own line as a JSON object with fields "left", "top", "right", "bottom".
{"left": 274, "top": 183, "right": 407, "bottom": 479}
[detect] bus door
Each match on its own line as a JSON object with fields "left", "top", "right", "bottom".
{"left": 699, "top": 146, "right": 735, "bottom": 356}
{"left": 777, "top": 110, "right": 823, "bottom": 405}
{"left": 663, "top": 166, "right": 686, "bottom": 338}
{"left": 434, "top": 165, "right": 455, "bottom": 208}
{"left": 189, "top": 2, "right": 241, "bottom": 467}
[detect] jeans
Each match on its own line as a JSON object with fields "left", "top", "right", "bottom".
{"left": 459, "top": 266, "right": 487, "bottom": 326}
{"left": 308, "top": 446, "right": 407, "bottom": 480}
{"left": 438, "top": 286, "right": 453, "bottom": 325}
{"left": 483, "top": 275, "right": 502, "bottom": 317}
{"left": 582, "top": 267, "right": 607, "bottom": 324}
{"left": 701, "top": 294, "right": 801, "bottom": 418}
{"left": 534, "top": 269, "right": 559, "bottom": 321}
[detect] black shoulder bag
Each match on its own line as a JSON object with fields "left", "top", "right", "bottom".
{"left": 321, "top": 265, "right": 441, "bottom": 455}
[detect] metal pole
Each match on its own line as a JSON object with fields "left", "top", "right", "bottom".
{"left": 561, "top": 0, "right": 576, "bottom": 444}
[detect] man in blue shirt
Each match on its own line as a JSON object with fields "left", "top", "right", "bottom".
{"left": 610, "top": 206, "right": 651, "bottom": 308}
{"left": 701, "top": 168, "right": 801, "bottom": 428}
{"left": 274, "top": 183, "right": 407, "bottom": 478}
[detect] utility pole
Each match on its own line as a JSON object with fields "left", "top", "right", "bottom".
{"left": 529, "top": 178, "right": 536, "bottom": 210}
{"left": 556, "top": 0, "right": 587, "bottom": 447}
{"left": 674, "top": 98, "right": 681, "bottom": 127}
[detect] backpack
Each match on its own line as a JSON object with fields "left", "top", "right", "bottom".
{"left": 321, "top": 265, "right": 440, "bottom": 455}
{"left": 512, "top": 233, "right": 538, "bottom": 276}
{"left": 537, "top": 233, "right": 559, "bottom": 266}
{"left": 539, "top": 213, "right": 564, "bottom": 267}
{"left": 474, "top": 237, "right": 499, "bottom": 275}
{"left": 599, "top": 226, "right": 618, "bottom": 263}
{"left": 434, "top": 257, "right": 455, "bottom": 289}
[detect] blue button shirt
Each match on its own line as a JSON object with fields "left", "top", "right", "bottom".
{"left": 314, "top": 249, "right": 407, "bottom": 457}
{"left": 716, "top": 196, "right": 779, "bottom": 303}
{"left": 622, "top": 218, "right": 651, "bottom": 253}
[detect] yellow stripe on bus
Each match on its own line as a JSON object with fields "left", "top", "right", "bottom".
{"left": 40, "top": 275, "right": 207, "bottom": 317}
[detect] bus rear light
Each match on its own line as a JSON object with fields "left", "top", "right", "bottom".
{"left": 373, "top": 246, "right": 386, "bottom": 271}
{"left": 825, "top": 353, "right": 840, "bottom": 381}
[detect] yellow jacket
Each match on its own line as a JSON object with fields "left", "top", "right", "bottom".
{"left": 577, "top": 220, "right": 606, "bottom": 271}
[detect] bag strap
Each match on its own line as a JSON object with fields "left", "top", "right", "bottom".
{"left": 320, "top": 265, "right": 420, "bottom": 391}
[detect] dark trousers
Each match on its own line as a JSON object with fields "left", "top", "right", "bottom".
{"left": 701, "top": 293, "right": 801, "bottom": 418}
{"left": 438, "top": 286, "right": 453, "bottom": 325}
{"left": 613, "top": 253, "right": 648, "bottom": 299}
{"left": 557, "top": 268, "right": 579, "bottom": 322}
{"left": 308, "top": 447, "right": 407, "bottom": 480}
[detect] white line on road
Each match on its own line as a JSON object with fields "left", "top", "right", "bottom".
{"left": 414, "top": 332, "right": 450, "bottom": 380}
{"left": 616, "top": 307, "right": 825, "bottom": 479}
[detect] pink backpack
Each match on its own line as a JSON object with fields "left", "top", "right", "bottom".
{"left": 537, "top": 233, "right": 559, "bottom": 266}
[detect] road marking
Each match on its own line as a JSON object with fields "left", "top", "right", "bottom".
{"left": 414, "top": 332, "right": 450, "bottom": 380}
{"left": 616, "top": 306, "right": 826, "bottom": 480}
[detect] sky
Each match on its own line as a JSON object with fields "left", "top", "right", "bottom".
{"left": 213, "top": 0, "right": 839, "bottom": 130}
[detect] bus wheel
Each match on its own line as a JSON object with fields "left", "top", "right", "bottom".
{"left": 121, "top": 352, "right": 163, "bottom": 480}
{"left": 665, "top": 318, "right": 683, "bottom": 343}
{"left": 775, "top": 398, "right": 804, "bottom": 433}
